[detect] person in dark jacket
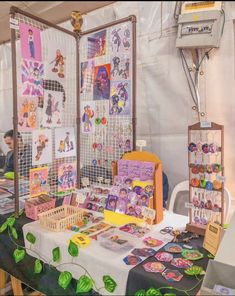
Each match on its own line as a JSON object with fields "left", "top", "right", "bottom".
{"left": 3, "top": 130, "right": 31, "bottom": 177}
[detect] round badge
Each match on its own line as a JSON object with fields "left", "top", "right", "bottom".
{"left": 200, "top": 178, "right": 207, "bottom": 188}
{"left": 164, "top": 243, "right": 183, "bottom": 253}
{"left": 155, "top": 252, "right": 173, "bottom": 262}
{"left": 95, "top": 118, "right": 101, "bottom": 125}
{"left": 101, "top": 117, "right": 107, "bottom": 124}
{"left": 191, "top": 178, "right": 200, "bottom": 187}
{"left": 213, "top": 180, "right": 222, "bottom": 190}
{"left": 171, "top": 258, "right": 193, "bottom": 269}
{"left": 181, "top": 249, "right": 204, "bottom": 261}
{"left": 191, "top": 166, "right": 199, "bottom": 174}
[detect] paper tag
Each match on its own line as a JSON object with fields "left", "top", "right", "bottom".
{"left": 142, "top": 207, "right": 156, "bottom": 220}
{"left": 9, "top": 18, "right": 19, "bottom": 30}
{"left": 81, "top": 177, "right": 90, "bottom": 187}
{"left": 76, "top": 191, "right": 87, "bottom": 204}
{"left": 104, "top": 178, "right": 111, "bottom": 185}
{"left": 200, "top": 121, "right": 212, "bottom": 128}
{"left": 216, "top": 175, "right": 226, "bottom": 182}
{"left": 136, "top": 140, "right": 147, "bottom": 148}
{"left": 185, "top": 202, "right": 194, "bottom": 209}
{"left": 10, "top": 23, "right": 19, "bottom": 30}
{"left": 213, "top": 285, "right": 235, "bottom": 296}
{"left": 10, "top": 18, "right": 19, "bottom": 25}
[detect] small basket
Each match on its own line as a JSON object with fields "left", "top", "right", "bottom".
{"left": 25, "top": 196, "right": 56, "bottom": 220}
{"left": 38, "top": 205, "right": 84, "bottom": 232}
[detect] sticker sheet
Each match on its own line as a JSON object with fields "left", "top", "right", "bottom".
{"left": 32, "top": 129, "right": 52, "bottom": 166}
{"left": 58, "top": 162, "right": 77, "bottom": 192}
{"left": 55, "top": 127, "right": 76, "bottom": 159}
{"left": 109, "top": 80, "right": 131, "bottom": 115}
{"left": 18, "top": 97, "right": 38, "bottom": 131}
{"left": 45, "top": 44, "right": 66, "bottom": 81}
{"left": 81, "top": 101, "right": 95, "bottom": 134}
{"left": 40, "top": 90, "right": 63, "bottom": 128}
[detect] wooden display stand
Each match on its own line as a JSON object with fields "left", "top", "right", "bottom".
{"left": 187, "top": 122, "right": 224, "bottom": 236}
{"left": 111, "top": 151, "right": 163, "bottom": 225}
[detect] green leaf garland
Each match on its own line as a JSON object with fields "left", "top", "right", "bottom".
{"left": 26, "top": 232, "right": 36, "bottom": 244}
{"left": 103, "top": 275, "right": 117, "bottom": 293}
{"left": 68, "top": 240, "right": 79, "bottom": 257}
{"left": 58, "top": 271, "right": 72, "bottom": 290}
{"left": 13, "top": 249, "right": 26, "bottom": 263}
{"left": 34, "top": 259, "right": 43, "bottom": 274}
{"left": 76, "top": 275, "right": 93, "bottom": 293}
{"left": 52, "top": 247, "right": 61, "bottom": 262}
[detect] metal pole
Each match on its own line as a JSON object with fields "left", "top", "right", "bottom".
{"left": 10, "top": 11, "right": 19, "bottom": 217}
{"left": 76, "top": 35, "right": 81, "bottom": 189}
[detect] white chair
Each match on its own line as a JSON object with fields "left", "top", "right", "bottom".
{"left": 168, "top": 180, "right": 232, "bottom": 223}
{"left": 168, "top": 180, "right": 189, "bottom": 213}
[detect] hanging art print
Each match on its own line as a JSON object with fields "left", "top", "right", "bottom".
{"left": 111, "top": 55, "right": 131, "bottom": 81}
{"left": 45, "top": 45, "right": 66, "bottom": 81}
{"left": 81, "top": 101, "right": 95, "bottom": 134}
{"left": 110, "top": 23, "right": 131, "bottom": 54}
{"left": 93, "top": 64, "right": 110, "bottom": 100}
{"left": 19, "top": 22, "right": 42, "bottom": 61}
{"left": 55, "top": 127, "right": 76, "bottom": 159}
{"left": 18, "top": 97, "right": 38, "bottom": 131}
{"left": 80, "top": 60, "right": 95, "bottom": 94}
{"left": 58, "top": 162, "right": 77, "bottom": 192}
{"left": 29, "top": 167, "right": 49, "bottom": 197}
{"left": 109, "top": 80, "right": 131, "bottom": 115}
{"left": 87, "top": 30, "right": 106, "bottom": 59}
{"left": 40, "top": 90, "right": 63, "bottom": 128}
{"left": 21, "top": 59, "right": 44, "bottom": 97}
{"left": 32, "top": 129, "right": 52, "bottom": 166}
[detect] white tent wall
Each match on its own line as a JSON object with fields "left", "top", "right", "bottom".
{"left": 0, "top": 1, "right": 235, "bottom": 202}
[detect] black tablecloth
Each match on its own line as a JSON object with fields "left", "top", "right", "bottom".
{"left": 126, "top": 239, "right": 210, "bottom": 296}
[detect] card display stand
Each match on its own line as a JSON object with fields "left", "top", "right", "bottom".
{"left": 187, "top": 122, "right": 224, "bottom": 236}
{"left": 110, "top": 151, "right": 163, "bottom": 225}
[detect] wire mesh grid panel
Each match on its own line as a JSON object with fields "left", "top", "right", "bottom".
{"left": 12, "top": 12, "right": 77, "bottom": 199}
{"left": 79, "top": 20, "right": 135, "bottom": 186}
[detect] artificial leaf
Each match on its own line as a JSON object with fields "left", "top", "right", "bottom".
{"left": 164, "top": 294, "right": 176, "bottom": 296}
{"left": 58, "top": 271, "right": 72, "bottom": 290}
{"left": 135, "top": 289, "right": 146, "bottom": 296}
{"left": 34, "top": 259, "right": 43, "bottom": 274}
{"left": 11, "top": 227, "right": 18, "bottom": 240}
{"left": 103, "top": 275, "right": 117, "bottom": 293}
{"left": 76, "top": 275, "right": 93, "bottom": 293}
{"left": 26, "top": 232, "right": 36, "bottom": 244}
{"left": 184, "top": 266, "right": 203, "bottom": 276}
{"left": 68, "top": 240, "right": 79, "bottom": 257}
{"left": 7, "top": 217, "right": 15, "bottom": 228}
{"left": 146, "top": 288, "right": 162, "bottom": 296}
{"left": 52, "top": 247, "right": 61, "bottom": 262}
{"left": 13, "top": 249, "right": 26, "bottom": 263}
{"left": 0, "top": 221, "right": 8, "bottom": 233}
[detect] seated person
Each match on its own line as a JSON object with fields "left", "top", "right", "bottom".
{"left": 3, "top": 129, "right": 31, "bottom": 177}
{"left": 163, "top": 172, "right": 169, "bottom": 208}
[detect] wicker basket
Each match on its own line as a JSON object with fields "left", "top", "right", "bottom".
{"left": 38, "top": 205, "right": 84, "bottom": 232}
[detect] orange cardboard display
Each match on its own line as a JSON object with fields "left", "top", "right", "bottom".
{"left": 112, "top": 151, "right": 163, "bottom": 225}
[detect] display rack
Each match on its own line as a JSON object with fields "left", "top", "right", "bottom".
{"left": 79, "top": 16, "right": 136, "bottom": 187}
{"left": 10, "top": 6, "right": 136, "bottom": 216}
{"left": 187, "top": 122, "right": 224, "bottom": 236}
{"left": 111, "top": 151, "right": 163, "bottom": 225}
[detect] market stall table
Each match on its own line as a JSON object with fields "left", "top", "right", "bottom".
{"left": 0, "top": 211, "right": 209, "bottom": 295}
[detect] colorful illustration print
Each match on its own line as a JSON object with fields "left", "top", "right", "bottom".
{"left": 21, "top": 59, "right": 44, "bottom": 97}
{"left": 87, "top": 30, "right": 106, "bottom": 59}
{"left": 58, "top": 162, "right": 77, "bottom": 192}
{"left": 29, "top": 167, "right": 48, "bottom": 197}
{"left": 93, "top": 64, "right": 110, "bottom": 100}
{"left": 109, "top": 81, "right": 131, "bottom": 115}
{"left": 18, "top": 97, "right": 38, "bottom": 131}
{"left": 19, "top": 22, "right": 42, "bottom": 61}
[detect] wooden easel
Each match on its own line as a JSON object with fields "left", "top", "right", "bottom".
{"left": 112, "top": 151, "right": 163, "bottom": 225}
